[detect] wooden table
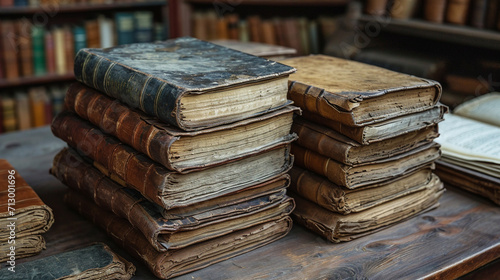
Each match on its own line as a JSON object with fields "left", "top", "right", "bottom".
{"left": 1, "top": 126, "right": 500, "bottom": 279}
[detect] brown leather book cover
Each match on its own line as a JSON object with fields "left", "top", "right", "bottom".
{"left": 63, "top": 82, "right": 298, "bottom": 173}
{"left": 446, "top": 0, "right": 471, "bottom": 25}
{"left": 283, "top": 55, "right": 442, "bottom": 127}
{"left": 48, "top": 135, "right": 292, "bottom": 210}
{"left": 292, "top": 117, "right": 439, "bottom": 165}
{"left": 247, "top": 15, "right": 263, "bottom": 42}
{"left": 282, "top": 18, "right": 303, "bottom": 55}
{"left": 16, "top": 20, "right": 33, "bottom": 77}
{"left": 290, "top": 166, "right": 436, "bottom": 214}
{"left": 1, "top": 20, "right": 20, "bottom": 79}
{"left": 1, "top": 95, "right": 16, "bottom": 132}
{"left": 85, "top": 19, "right": 101, "bottom": 48}
{"left": 64, "top": 26, "right": 74, "bottom": 74}
{"left": 291, "top": 177, "right": 444, "bottom": 242}
{"left": 390, "top": 0, "right": 419, "bottom": 19}
{"left": 28, "top": 87, "right": 46, "bottom": 127}
{"left": 424, "top": 0, "right": 448, "bottom": 23}
{"left": 65, "top": 190, "right": 293, "bottom": 279}
{"left": 302, "top": 105, "right": 446, "bottom": 145}
{"left": 0, "top": 243, "right": 135, "bottom": 279}
{"left": 365, "top": 0, "right": 389, "bottom": 15}
{"left": 261, "top": 20, "right": 277, "bottom": 46}
{"left": 216, "top": 17, "right": 229, "bottom": 39}
{"left": 436, "top": 160, "right": 500, "bottom": 205}
{"left": 292, "top": 142, "right": 440, "bottom": 189}
{"left": 192, "top": 12, "right": 208, "bottom": 40}
{"left": 52, "top": 147, "right": 294, "bottom": 251}
{"left": 44, "top": 29, "right": 56, "bottom": 74}
{"left": 471, "top": 0, "right": 488, "bottom": 28}
{"left": 226, "top": 14, "right": 239, "bottom": 40}
{"left": 15, "top": 91, "right": 31, "bottom": 130}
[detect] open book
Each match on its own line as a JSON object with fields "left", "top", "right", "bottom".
{"left": 434, "top": 92, "right": 500, "bottom": 204}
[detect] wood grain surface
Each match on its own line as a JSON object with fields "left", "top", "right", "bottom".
{"left": 1, "top": 126, "right": 499, "bottom": 279}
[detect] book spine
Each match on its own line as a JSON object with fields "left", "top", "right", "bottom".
{"left": 31, "top": 25, "right": 46, "bottom": 76}
{"left": 85, "top": 19, "right": 100, "bottom": 48}
{"left": 365, "top": 0, "right": 389, "bottom": 16}
{"left": 98, "top": 16, "right": 114, "bottom": 48}
{"left": 15, "top": 92, "right": 31, "bottom": 130}
{"left": 470, "top": 0, "right": 488, "bottom": 28}
{"left": 238, "top": 20, "right": 250, "bottom": 42}
{"left": 261, "top": 20, "right": 277, "bottom": 46}
{"left": 247, "top": 16, "right": 262, "bottom": 42}
{"left": 0, "top": 0, "right": 14, "bottom": 6}
{"left": 63, "top": 26, "right": 74, "bottom": 74}
{"left": 29, "top": 87, "right": 46, "bottom": 127}
{"left": 74, "top": 49, "right": 183, "bottom": 127}
{"left": 44, "top": 30, "right": 55, "bottom": 74}
{"left": 51, "top": 148, "right": 163, "bottom": 251}
{"left": 64, "top": 83, "right": 176, "bottom": 169}
{"left": 53, "top": 27, "right": 66, "bottom": 75}
{"left": 0, "top": 99, "right": 3, "bottom": 134}
{"left": 390, "top": 0, "right": 419, "bottom": 19}
{"left": 446, "top": 0, "right": 471, "bottom": 25}
{"left": 115, "top": 12, "right": 135, "bottom": 45}
{"left": 51, "top": 113, "right": 169, "bottom": 207}
{"left": 291, "top": 143, "right": 347, "bottom": 187}
{"left": 424, "top": 0, "right": 447, "bottom": 23}
{"left": 226, "top": 14, "right": 239, "bottom": 40}
{"left": 73, "top": 25, "right": 87, "bottom": 55}
{"left": 289, "top": 166, "right": 348, "bottom": 214}
{"left": 134, "top": 11, "right": 153, "bottom": 43}
{"left": 486, "top": 0, "right": 499, "bottom": 29}
{"left": 1, "top": 20, "right": 20, "bottom": 79}
{"left": 216, "top": 17, "right": 229, "bottom": 39}
{"left": 16, "top": 20, "right": 33, "bottom": 77}
{"left": 1, "top": 96, "right": 17, "bottom": 132}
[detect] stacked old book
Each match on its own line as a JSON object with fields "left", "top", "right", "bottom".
{"left": 281, "top": 55, "right": 446, "bottom": 242}
{"left": 0, "top": 159, "right": 54, "bottom": 262}
{"left": 50, "top": 37, "right": 299, "bottom": 279}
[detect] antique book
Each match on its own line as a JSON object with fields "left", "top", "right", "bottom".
{"left": 0, "top": 159, "right": 54, "bottom": 242}
{"left": 424, "top": 0, "right": 447, "bottom": 23}
{"left": 436, "top": 160, "right": 500, "bottom": 205}
{"left": 53, "top": 26, "right": 66, "bottom": 75}
{"left": 73, "top": 25, "right": 87, "bottom": 55}
{"left": 290, "top": 166, "right": 437, "bottom": 214}
{"left": 16, "top": 20, "right": 33, "bottom": 77}
{"left": 390, "top": 0, "right": 419, "bottom": 19}
{"left": 115, "top": 12, "right": 134, "bottom": 45}
{"left": 292, "top": 142, "right": 440, "bottom": 189}
{"left": 44, "top": 29, "right": 56, "bottom": 74}
{"left": 486, "top": 0, "right": 499, "bottom": 29}
{"left": 453, "top": 92, "right": 500, "bottom": 127}
{"left": 211, "top": 40, "right": 297, "bottom": 59}
{"left": 291, "top": 179, "right": 444, "bottom": 242}
{"left": 435, "top": 114, "right": 500, "bottom": 178}
{"left": 63, "top": 26, "right": 74, "bottom": 73}
{"left": 292, "top": 117, "right": 439, "bottom": 165}
{"left": 247, "top": 16, "right": 262, "bottom": 42}
{"left": 85, "top": 18, "right": 101, "bottom": 48}
{"left": 0, "top": 243, "right": 135, "bottom": 279}
{"left": 1, "top": 21, "right": 19, "bottom": 79}
{"left": 365, "top": 0, "right": 388, "bottom": 15}
{"left": 134, "top": 11, "right": 154, "bottom": 43}
{"left": 0, "top": 235, "right": 45, "bottom": 262}
{"left": 1, "top": 95, "right": 16, "bottom": 132}
{"left": 66, "top": 192, "right": 293, "bottom": 279}
{"left": 52, "top": 147, "right": 294, "bottom": 251}
{"left": 302, "top": 104, "right": 446, "bottom": 144}
{"left": 51, "top": 144, "right": 292, "bottom": 209}
{"left": 73, "top": 37, "right": 295, "bottom": 131}
{"left": 31, "top": 25, "right": 46, "bottom": 76}
{"left": 226, "top": 14, "right": 239, "bottom": 40}
{"left": 28, "top": 87, "right": 46, "bottom": 127}
{"left": 283, "top": 55, "right": 442, "bottom": 127}
{"left": 63, "top": 83, "right": 298, "bottom": 172}
{"left": 446, "top": 0, "right": 471, "bottom": 25}
{"left": 471, "top": 0, "right": 488, "bottom": 28}
{"left": 14, "top": 91, "right": 31, "bottom": 130}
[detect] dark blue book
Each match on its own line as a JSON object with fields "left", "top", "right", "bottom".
{"left": 13, "top": 0, "right": 27, "bottom": 6}
{"left": 115, "top": 12, "right": 135, "bottom": 45}
{"left": 134, "top": 11, "right": 153, "bottom": 43}
{"left": 73, "top": 25, "right": 87, "bottom": 55}
{"left": 74, "top": 37, "right": 295, "bottom": 131}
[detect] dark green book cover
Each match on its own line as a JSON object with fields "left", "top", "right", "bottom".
{"left": 115, "top": 12, "right": 135, "bottom": 45}
{"left": 31, "top": 26, "right": 46, "bottom": 76}
{"left": 74, "top": 37, "right": 295, "bottom": 131}
{"left": 73, "top": 25, "right": 87, "bottom": 55}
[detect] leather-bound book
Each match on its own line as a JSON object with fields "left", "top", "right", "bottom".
{"left": 28, "top": 87, "right": 46, "bottom": 127}
{"left": 14, "top": 91, "right": 31, "bottom": 130}
{"left": 292, "top": 142, "right": 440, "bottom": 189}
{"left": 73, "top": 25, "right": 87, "bottom": 54}
{"left": 302, "top": 105, "right": 446, "bottom": 145}
{"left": 282, "top": 18, "right": 303, "bottom": 55}
{"left": 0, "top": 159, "right": 54, "bottom": 259}
{"left": 0, "top": 243, "right": 135, "bottom": 279}
{"left": 290, "top": 166, "right": 436, "bottom": 214}
{"left": 247, "top": 15, "right": 262, "bottom": 42}
{"left": 53, "top": 26, "right": 66, "bottom": 75}
{"left": 1, "top": 95, "right": 16, "bottom": 132}
{"left": 50, "top": 113, "right": 293, "bottom": 208}
{"left": 390, "top": 0, "right": 419, "bottom": 19}
{"left": 85, "top": 19, "right": 101, "bottom": 48}
{"left": 65, "top": 190, "right": 293, "bottom": 279}
{"left": 0, "top": 235, "right": 45, "bottom": 262}
{"left": 44, "top": 29, "right": 56, "bottom": 74}
{"left": 292, "top": 117, "right": 439, "bottom": 165}
{"left": 446, "top": 0, "right": 471, "bottom": 25}
{"left": 283, "top": 55, "right": 442, "bottom": 127}
{"left": 31, "top": 25, "right": 46, "bottom": 75}
{"left": 261, "top": 20, "right": 277, "bottom": 46}
{"left": 52, "top": 147, "right": 294, "bottom": 251}
{"left": 63, "top": 83, "right": 297, "bottom": 172}
{"left": 216, "top": 17, "right": 229, "bottom": 39}
{"left": 192, "top": 12, "right": 208, "bottom": 40}
{"left": 226, "top": 14, "right": 239, "bottom": 40}
{"left": 134, "top": 11, "right": 154, "bottom": 43}
{"left": 74, "top": 37, "right": 295, "bottom": 131}
{"left": 424, "top": 0, "right": 447, "bottom": 23}
{"left": 365, "top": 0, "right": 389, "bottom": 15}
{"left": 471, "top": 0, "right": 488, "bottom": 28}
{"left": 290, "top": 177, "right": 443, "bottom": 242}
{"left": 16, "top": 20, "right": 33, "bottom": 77}
{"left": 1, "top": 21, "right": 20, "bottom": 79}
{"left": 486, "top": 0, "right": 499, "bottom": 29}
{"left": 63, "top": 26, "right": 74, "bottom": 74}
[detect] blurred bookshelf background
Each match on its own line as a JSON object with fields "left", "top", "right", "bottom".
{"left": 2, "top": 0, "right": 500, "bottom": 134}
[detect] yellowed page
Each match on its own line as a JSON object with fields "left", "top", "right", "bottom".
{"left": 435, "top": 114, "right": 500, "bottom": 164}
{"left": 453, "top": 92, "right": 500, "bottom": 127}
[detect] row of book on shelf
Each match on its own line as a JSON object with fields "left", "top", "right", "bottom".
{"left": 1, "top": 37, "right": 499, "bottom": 278}
{"left": 0, "top": 84, "right": 66, "bottom": 133}
{"left": 191, "top": 11, "right": 340, "bottom": 55}
{"left": 0, "top": 0, "right": 155, "bottom": 7}
{"left": 366, "top": 0, "right": 500, "bottom": 30}
{"left": 0, "top": 11, "right": 165, "bottom": 80}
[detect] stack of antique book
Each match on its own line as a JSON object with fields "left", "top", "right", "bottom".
{"left": 50, "top": 37, "right": 298, "bottom": 279}
{"left": 0, "top": 159, "right": 54, "bottom": 262}
{"left": 282, "top": 55, "right": 446, "bottom": 242}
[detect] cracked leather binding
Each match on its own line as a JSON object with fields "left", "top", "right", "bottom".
{"left": 65, "top": 191, "right": 293, "bottom": 279}
{"left": 73, "top": 37, "right": 295, "bottom": 131}
{"left": 0, "top": 159, "right": 54, "bottom": 261}
{"left": 0, "top": 243, "right": 135, "bottom": 279}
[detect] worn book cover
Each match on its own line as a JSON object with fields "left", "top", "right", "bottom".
{"left": 283, "top": 55, "right": 442, "bottom": 127}
{"left": 0, "top": 243, "right": 135, "bottom": 279}
{"left": 74, "top": 37, "right": 295, "bottom": 131}
{"left": 292, "top": 142, "right": 440, "bottom": 189}
{"left": 51, "top": 146, "right": 292, "bottom": 210}
{"left": 65, "top": 191, "right": 293, "bottom": 279}
{"left": 289, "top": 166, "right": 437, "bottom": 214}
{"left": 292, "top": 117, "right": 439, "bottom": 165}
{"left": 63, "top": 83, "right": 299, "bottom": 173}
{"left": 291, "top": 176, "right": 444, "bottom": 242}
{"left": 52, "top": 147, "right": 294, "bottom": 251}
{"left": 0, "top": 235, "right": 45, "bottom": 263}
